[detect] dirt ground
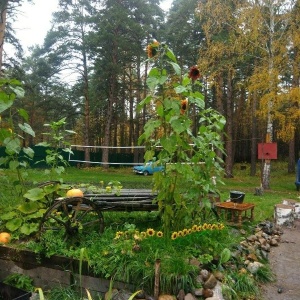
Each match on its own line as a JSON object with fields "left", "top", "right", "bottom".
{"left": 261, "top": 219, "right": 300, "bottom": 300}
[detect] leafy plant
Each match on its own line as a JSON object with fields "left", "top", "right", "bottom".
{"left": 36, "top": 117, "right": 76, "bottom": 179}
{"left": 138, "top": 42, "right": 226, "bottom": 234}
{"left": 0, "top": 78, "right": 35, "bottom": 199}
{"left": 0, "top": 181, "right": 68, "bottom": 238}
{"left": 3, "top": 273, "right": 34, "bottom": 292}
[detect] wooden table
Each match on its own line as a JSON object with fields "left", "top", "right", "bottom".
{"left": 215, "top": 202, "right": 255, "bottom": 227}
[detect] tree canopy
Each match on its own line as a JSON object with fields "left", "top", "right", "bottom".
{"left": 1, "top": 0, "right": 300, "bottom": 180}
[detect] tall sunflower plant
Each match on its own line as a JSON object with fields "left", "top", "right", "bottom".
{"left": 138, "top": 41, "right": 226, "bottom": 236}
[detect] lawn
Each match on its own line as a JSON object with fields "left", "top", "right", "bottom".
{"left": 21, "top": 161, "right": 300, "bottom": 223}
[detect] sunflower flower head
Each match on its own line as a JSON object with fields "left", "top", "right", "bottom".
{"left": 218, "top": 223, "right": 225, "bottom": 230}
{"left": 188, "top": 65, "right": 201, "bottom": 81}
{"left": 133, "top": 233, "right": 142, "bottom": 241}
{"left": 156, "top": 231, "right": 163, "bottom": 238}
{"left": 146, "top": 40, "right": 160, "bottom": 58}
{"left": 180, "top": 98, "right": 188, "bottom": 115}
{"left": 192, "top": 225, "right": 198, "bottom": 232}
{"left": 114, "top": 231, "right": 124, "bottom": 239}
{"left": 146, "top": 228, "right": 155, "bottom": 236}
{"left": 197, "top": 225, "right": 203, "bottom": 231}
{"left": 171, "top": 232, "right": 178, "bottom": 240}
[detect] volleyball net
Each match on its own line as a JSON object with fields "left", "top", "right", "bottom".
{"left": 68, "top": 145, "right": 147, "bottom": 166}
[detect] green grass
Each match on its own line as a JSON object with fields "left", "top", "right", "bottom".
{"left": 1, "top": 161, "right": 298, "bottom": 222}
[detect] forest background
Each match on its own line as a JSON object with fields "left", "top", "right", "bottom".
{"left": 1, "top": 0, "right": 300, "bottom": 186}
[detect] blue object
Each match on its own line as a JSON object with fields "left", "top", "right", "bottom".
{"left": 295, "top": 159, "right": 300, "bottom": 191}
{"left": 133, "top": 160, "right": 164, "bottom": 176}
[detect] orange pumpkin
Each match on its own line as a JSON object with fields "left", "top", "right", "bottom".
{"left": 66, "top": 188, "right": 84, "bottom": 198}
{"left": 0, "top": 232, "right": 11, "bottom": 244}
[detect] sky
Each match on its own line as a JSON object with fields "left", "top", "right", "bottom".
{"left": 14, "top": 0, "right": 172, "bottom": 53}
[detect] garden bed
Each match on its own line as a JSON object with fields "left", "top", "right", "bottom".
{"left": 0, "top": 245, "right": 131, "bottom": 297}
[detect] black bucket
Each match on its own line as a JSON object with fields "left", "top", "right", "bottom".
{"left": 230, "top": 191, "right": 245, "bottom": 203}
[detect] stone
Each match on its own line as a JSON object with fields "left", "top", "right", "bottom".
{"left": 184, "top": 292, "right": 196, "bottom": 300}
{"left": 203, "top": 274, "right": 218, "bottom": 289}
{"left": 202, "top": 288, "right": 213, "bottom": 298}
{"left": 270, "top": 238, "right": 279, "bottom": 246}
{"left": 258, "top": 237, "right": 267, "bottom": 245}
{"left": 111, "top": 289, "right": 134, "bottom": 300}
{"left": 193, "top": 288, "right": 203, "bottom": 297}
{"left": 247, "top": 261, "right": 264, "bottom": 274}
{"left": 213, "top": 270, "right": 224, "bottom": 281}
{"left": 158, "top": 295, "right": 175, "bottom": 300}
{"left": 211, "top": 281, "right": 225, "bottom": 300}
{"left": 177, "top": 289, "right": 185, "bottom": 300}
{"left": 247, "top": 253, "right": 258, "bottom": 261}
{"left": 247, "top": 235, "right": 258, "bottom": 242}
{"left": 261, "top": 243, "right": 271, "bottom": 252}
{"left": 200, "top": 269, "right": 210, "bottom": 281}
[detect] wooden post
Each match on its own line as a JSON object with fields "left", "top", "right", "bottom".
{"left": 154, "top": 259, "right": 161, "bottom": 300}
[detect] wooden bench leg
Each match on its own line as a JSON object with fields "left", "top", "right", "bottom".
{"left": 238, "top": 211, "right": 242, "bottom": 227}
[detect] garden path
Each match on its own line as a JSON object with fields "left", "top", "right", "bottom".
{"left": 261, "top": 219, "right": 300, "bottom": 300}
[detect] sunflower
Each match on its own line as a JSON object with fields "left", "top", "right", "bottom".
{"left": 211, "top": 224, "right": 217, "bottom": 230}
{"left": 146, "top": 40, "right": 160, "bottom": 58}
{"left": 156, "top": 231, "right": 163, "bottom": 238}
{"left": 188, "top": 65, "right": 201, "bottom": 81}
{"left": 180, "top": 99, "right": 188, "bottom": 115}
{"left": 171, "top": 232, "right": 178, "bottom": 240}
{"left": 146, "top": 228, "right": 155, "bottom": 236}
{"left": 197, "top": 225, "right": 202, "bottom": 231}
{"left": 218, "top": 223, "right": 225, "bottom": 230}
{"left": 114, "top": 231, "right": 123, "bottom": 239}
{"left": 182, "top": 228, "right": 188, "bottom": 236}
{"left": 192, "top": 225, "right": 198, "bottom": 232}
{"left": 134, "top": 233, "right": 142, "bottom": 241}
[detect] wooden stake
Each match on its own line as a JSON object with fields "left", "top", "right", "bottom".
{"left": 154, "top": 259, "right": 161, "bottom": 299}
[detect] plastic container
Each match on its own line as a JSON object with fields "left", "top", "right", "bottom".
{"left": 0, "top": 282, "right": 32, "bottom": 300}
{"left": 230, "top": 191, "right": 245, "bottom": 203}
